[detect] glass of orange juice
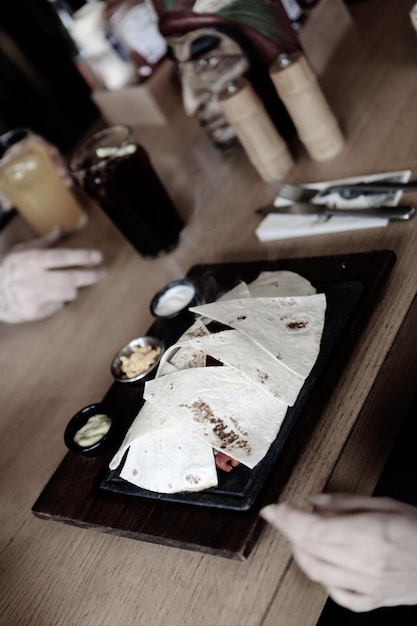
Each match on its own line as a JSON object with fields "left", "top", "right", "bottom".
{"left": 0, "top": 128, "right": 87, "bottom": 236}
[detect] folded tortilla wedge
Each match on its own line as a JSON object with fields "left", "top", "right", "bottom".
{"left": 247, "top": 270, "right": 316, "bottom": 298}
{"left": 189, "top": 293, "right": 326, "bottom": 379}
{"left": 156, "top": 318, "right": 210, "bottom": 376}
{"left": 109, "top": 401, "right": 218, "bottom": 493}
{"left": 144, "top": 365, "right": 288, "bottom": 469}
{"left": 187, "top": 327, "right": 304, "bottom": 405}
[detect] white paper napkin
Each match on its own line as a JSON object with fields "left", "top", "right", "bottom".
{"left": 255, "top": 170, "right": 411, "bottom": 242}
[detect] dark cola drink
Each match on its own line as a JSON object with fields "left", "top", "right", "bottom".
{"left": 70, "top": 126, "right": 183, "bottom": 258}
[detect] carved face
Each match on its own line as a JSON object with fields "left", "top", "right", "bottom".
{"left": 167, "top": 28, "right": 249, "bottom": 147}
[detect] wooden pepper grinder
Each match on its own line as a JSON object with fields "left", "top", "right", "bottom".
{"left": 218, "top": 78, "right": 294, "bottom": 183}
{"left": 269, "top": 52, "right": 345, "bottom": 161}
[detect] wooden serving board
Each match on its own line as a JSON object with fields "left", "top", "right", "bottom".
{"left": 32, "top": 251, "right": 396, "bottom": 560}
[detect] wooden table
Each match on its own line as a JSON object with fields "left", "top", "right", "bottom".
{"left": 2, "top": 1, "right": 417, "bottom": 624}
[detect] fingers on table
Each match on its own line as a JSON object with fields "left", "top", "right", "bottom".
{"left": 34, "top": 248, "right": 104, "bottom": 269}
{"left": 261, "top": 502, "right": 382, "bottom": 548}
{"left": 310, "top": 493, "right": 413, "bottom": 515}
{"left": 39, "top": 267, "right": 107, "bottom": 302}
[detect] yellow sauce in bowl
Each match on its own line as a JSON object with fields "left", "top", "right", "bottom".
{"left": 73, "top": 413, "right": 112, "bottom": 448}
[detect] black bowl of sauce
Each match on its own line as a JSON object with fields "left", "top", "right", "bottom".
{"left": 64, "top": 402, "right": 115, "bottom": 458}
{"left": 150, "top": 279, "right": 198, "bottom": 319}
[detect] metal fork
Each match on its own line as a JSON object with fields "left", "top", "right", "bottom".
{"left": 271, "top": 180, "right": 417, "bottom": 203}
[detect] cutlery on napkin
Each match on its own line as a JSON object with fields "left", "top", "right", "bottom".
{"left": 255, "top": 203, "right": 415, "bottom": 220}
{"left": 255, "top": 170, "right": 412, "bottom": 243}
{"left": 270, "top": 180, "right": 417, "bottom": 204}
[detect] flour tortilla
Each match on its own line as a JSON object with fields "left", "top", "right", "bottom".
{"left": 212, "top": 271, "right": 315, "bottom": 303}
{"left": 247, "top": 270, "right": 316, "bottom": 298}
{"left": 187, "top": 328, "right": 304, "bottom": 405}
{"left": 216, "top": 281, "right": 251, "bottom": 301}
{"left": 109, "top": 272, "right": 325, "bottom": 493}
{"left": 144, "top": 365, "right": 288, "bottom": 468}
{"left": 189, "top": 293, "right": 326, "bottom": 379}
{"left": 156, "top": 318, "right": 210, "bottom": 377}
{"left": 109, "top": 401, "right": 218, "bottom": 493}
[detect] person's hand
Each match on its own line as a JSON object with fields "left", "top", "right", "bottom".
{"left": 0, "top": 190, "right": 12, "bottom": 211}
{"left": 0, "top": 230, "right": 106, "bottom": 323}
{"left": 260, "top": 494, "right": 417, "bottom": 612}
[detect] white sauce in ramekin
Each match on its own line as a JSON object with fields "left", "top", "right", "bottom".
{"left": 154, "top": 284, "right": 195, "bottom": 317}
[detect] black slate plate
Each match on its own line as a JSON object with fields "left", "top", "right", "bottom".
{"left": 32, "top": 252, "right": 396, "bottom": 560}
{"left": 101, "top": 279, "right": 363, "bottom": 511}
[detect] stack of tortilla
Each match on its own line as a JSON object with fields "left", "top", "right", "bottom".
{"left": 109, "top": 271, "right": 326, "bottom": 494}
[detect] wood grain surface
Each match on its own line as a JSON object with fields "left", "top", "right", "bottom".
{"left": 2, "top": 1, "right": 417, "bottom": 624}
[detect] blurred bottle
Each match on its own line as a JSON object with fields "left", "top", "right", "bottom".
{"left": 69, "top": 0, "right": 137, "bottom": 90}
{"left": 48, "top": 0, "right": 137, "bottom": 90}
{"left": 48, "top": 0, "right": 102, "bottom": 89}
{"left": 104, "top": 0, "right": 167, "bottom": 82}
{"left": 281, "top": 0, "right": 307, "bottom": 30}
{"left": 281, "top": 0, "right": 320, "bottom": 30}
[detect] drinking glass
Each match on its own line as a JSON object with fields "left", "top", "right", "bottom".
{"left": 69, "top": 125, "right": 184, "bottom": 258}
{"left": 0, "top": 128, "right": 87, "bottom": 236}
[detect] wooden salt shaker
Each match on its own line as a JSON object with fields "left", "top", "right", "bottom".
{"left": 269, "top": 52, "right": 345, "bottom": 161}
{"left": 218, "top": 78, "right": 294, "bottom": 183}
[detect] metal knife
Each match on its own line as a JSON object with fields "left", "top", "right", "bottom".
{"left": 323, "top": 182, "right": 417, "bottom": 192}
{"left": 255, "top": 203, "right": 416, "bottom": 220}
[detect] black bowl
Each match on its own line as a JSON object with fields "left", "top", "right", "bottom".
{"left": 150, "top": 279, "right": 199, "bottom": 319}
{"left": 64, "top": 402, "right": 115, "bottom": 458}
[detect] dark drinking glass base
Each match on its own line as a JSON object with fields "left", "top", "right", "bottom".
{"left": 82, "top": 144, "right": 184, "bottom": 258}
